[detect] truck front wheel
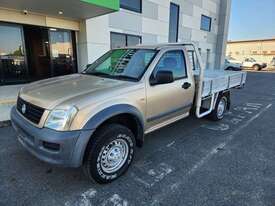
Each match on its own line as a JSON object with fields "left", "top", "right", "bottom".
{"left": 209, "top": 95, "right": 228, "bottom": 121}
{"left": 83, "top": 124, "right": 136, "bottom": 184}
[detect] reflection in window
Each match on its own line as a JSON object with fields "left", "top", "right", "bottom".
{"left": 111, "top": 32, "right": 141, "bottom": 49}
{"left": 49, "top": 30, "right": 75, "bottom": 76}
{"left": 0, "top": 24, "right": 27, "bottom": 84}
{"left": 50, "top": 31, "right": 72, "bottom": 58}
{"left": 120, "top": 0, "right": 142, "bottom": 13}
{"left": 154, "top": 50, "right": 187, "bottom": 80}
{"left": 111, "top": 33, "right": 127, "bottom": 49}
{"left": 85, "top": 49, "right": 156, "bottom": 80}
{"left": 127, "top": 35, "right": 141, "bottom": 47}
{"left": 169, "top": 3, "right": 180, "bottom": 43}
{"left": 201, "top": 15, "right": 212, "bottom": 32}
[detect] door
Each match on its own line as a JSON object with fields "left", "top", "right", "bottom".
{"left": 23, "top": 26, "right": 51, "bottom": 81}
{"left": 146, "top": 49, "right": 195, "bottom": 128}
{"left": 243, "top": 58, "right": 253, "bottom": 67}
{"left": 0, "top": 23, "right": 27, "bottom": 85}
{"left": 49, "top": 29, "right": 76, "bottom": 77}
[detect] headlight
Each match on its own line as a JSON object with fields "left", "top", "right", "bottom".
{"left": 45, "top": 106, "right": 78, "bottom": 131}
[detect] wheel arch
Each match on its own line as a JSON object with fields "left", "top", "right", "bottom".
{"left": 253, "top": 64, "right": 261, "bottom": 69}
{"left": 83, "top": 104, "right": 145, "bottom": 148}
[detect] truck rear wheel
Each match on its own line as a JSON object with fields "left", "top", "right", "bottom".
{"left": 253, "top": 64, "right": 261, "bottom": 71}
{"left": 83, "top": 124, "right": 136, "bottom": 184}
{"left": 209, "top": 95, "right": 228, "bottom": 121}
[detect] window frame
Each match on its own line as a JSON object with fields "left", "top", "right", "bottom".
{"left": 200, "top": 15, "right": 212, "bottom": 32}
{"left": 187, "top": 50, "right": 196, "bottom": 71}
{"left": 120, "top": 0, "right": 142, "bottom": 13}
{"left": 168, "top": 2, "right": 180, "bottom": 43}
{"left": 110, "top": 32, "right": 142, "bottom": 49}
{"left": 150, "top": 49, "right": 188, "bottom": 84}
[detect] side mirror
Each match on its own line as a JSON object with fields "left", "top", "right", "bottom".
{"left": 151, "top": 70, "right": 174, "bottom": 85}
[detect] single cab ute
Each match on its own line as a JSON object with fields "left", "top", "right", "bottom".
{"left": 11, "top": 43, "right": 247, "bottom": 183}
{"left": 242, "top": 57, "right": 267, "bottom": 71}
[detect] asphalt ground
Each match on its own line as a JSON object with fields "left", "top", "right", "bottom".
{"left": 1, "top": 71, "right": 275, "bottom": 206}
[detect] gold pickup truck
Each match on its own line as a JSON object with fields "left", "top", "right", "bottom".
{"left": 11, "top": 43, "right": 246, "bottom": 183}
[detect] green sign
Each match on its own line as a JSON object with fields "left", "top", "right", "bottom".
{"left": 81, "top": 0, "right": 120, "bottom": 11}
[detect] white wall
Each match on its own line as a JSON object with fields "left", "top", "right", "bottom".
{"left": 80, "top": 0, "right": 230, "bottom": 70}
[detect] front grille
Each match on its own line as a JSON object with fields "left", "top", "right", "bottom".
{"left": 17, "top": 97, "right": 45, "bottom": 124}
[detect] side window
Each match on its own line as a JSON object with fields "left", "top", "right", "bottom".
{"left": 168, "top": 3, "right": 180, "bottom": 43}
{"left": 120, "top": 0, "right": 142, "bottom": 13}
{"left": 153, "top": 50, "right": 187, "bottom": 80}
{"left": 111, "top": 33, "right": 126, "bottom": 49}
{"left": 110, "top": 32, "right": 142, "bottom": 49}
{"left": 200, "top": 15, "right": 212, "bottom": 32}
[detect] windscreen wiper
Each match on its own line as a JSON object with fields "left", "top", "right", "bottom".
{"left": 82, "top": 71, "right": 110, "bottom": 78}
{"left": 114, "top": 75, "right": 138, "bottom": 81}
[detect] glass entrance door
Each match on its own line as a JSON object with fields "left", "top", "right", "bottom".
{"left": 0, "top": 23, "right": 27, "bottom": 85}
{"left": 49, "top": 29, "right": 76, "bottom": 77}
{"left": 0, "top": 24, "right": 77, "bottom": 85}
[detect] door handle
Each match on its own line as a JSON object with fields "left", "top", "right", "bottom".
{"left": 182, "top": 82, "right": 191, "bottom": 89}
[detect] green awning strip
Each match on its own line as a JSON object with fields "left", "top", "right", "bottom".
{"left": 81, "top": 0, "right": 120, "bottom": 11}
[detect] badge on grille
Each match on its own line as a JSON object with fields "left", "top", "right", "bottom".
{"left": 22, "top": 104, "right": 26, "bottom": 114}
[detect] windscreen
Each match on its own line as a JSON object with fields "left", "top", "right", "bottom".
{"left": 83, "top": 49, "right": 157, "bottom": 81}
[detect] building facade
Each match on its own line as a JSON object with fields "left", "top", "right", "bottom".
{"left": 0, "top": 0, "right": 231, "bottom": 121}
{"left": 0, "top": 0, "right": 231, "bottom": 86}
{"left": 82, "top": 0, "right": 232, "bottom": 72}
{"left": 0, "top": 0, "right": 120, "bottom": 86}
{"left": 227, "top": 38, "right": 275, "bottom": 66}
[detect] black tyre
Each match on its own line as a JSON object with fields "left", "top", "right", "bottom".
{"left": 253, "top": 64, "right": 261, "bottom": 71}
{"left": 83, "top": 124, "right": 136, "bottom": 184}
{"left": 208, "top": 95, "right": 228, "bottom": 121}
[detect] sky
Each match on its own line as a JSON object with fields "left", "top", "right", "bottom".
{"left": 228, "top": 0, "right": 275, "bottom": 41}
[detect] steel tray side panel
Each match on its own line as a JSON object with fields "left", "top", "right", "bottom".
{"left": 229, "top": 73, "right": 244, "bottom": 88}
{"left": 212, "top": 77, "right": 228, "bottom": 93}
{"left": 195, "top": 71, "right": 247, "bottom": 98}
{"left": 202, "top": 80, "right": 211, "bottom": 97}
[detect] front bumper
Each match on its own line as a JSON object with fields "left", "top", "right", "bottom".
{"left": 10, "top": 107, "right": 94, "bottom": 167}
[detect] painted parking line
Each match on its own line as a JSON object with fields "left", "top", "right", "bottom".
{"left": 132, "top": 162, "right": 174, "bottom": 188}
{"left": 64, "top": 103, "right": 272, "bottom": 206}
{"left": 101, "top": 194, "right": 129, "bottom": 206}
{"left": 65, "top": 188, "right": 129, "bottom": 206}
{"left": 148, "top": 103, "right": 272, "bottom": 205}
{"left": 201, "top": 102, "right": 265, "bottom": 131}
{"left": 65, "top": 188, "right": 97, "bottom": 206}
{"left": 233, "top": 102, "right": 263, "bottom": 114}
{"left": 201, "top": 123, "right": 230, "bottom": 131}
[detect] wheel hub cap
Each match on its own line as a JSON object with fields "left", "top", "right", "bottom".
{"left": 217, "top": 99, "right": 226, "bottom": 118}
{"left": 100, "top": 139, "right": 129, "bottom": 174}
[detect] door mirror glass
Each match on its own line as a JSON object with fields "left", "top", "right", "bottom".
{"left": 151, "top": 70, "right": 174, "bottom": 85}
